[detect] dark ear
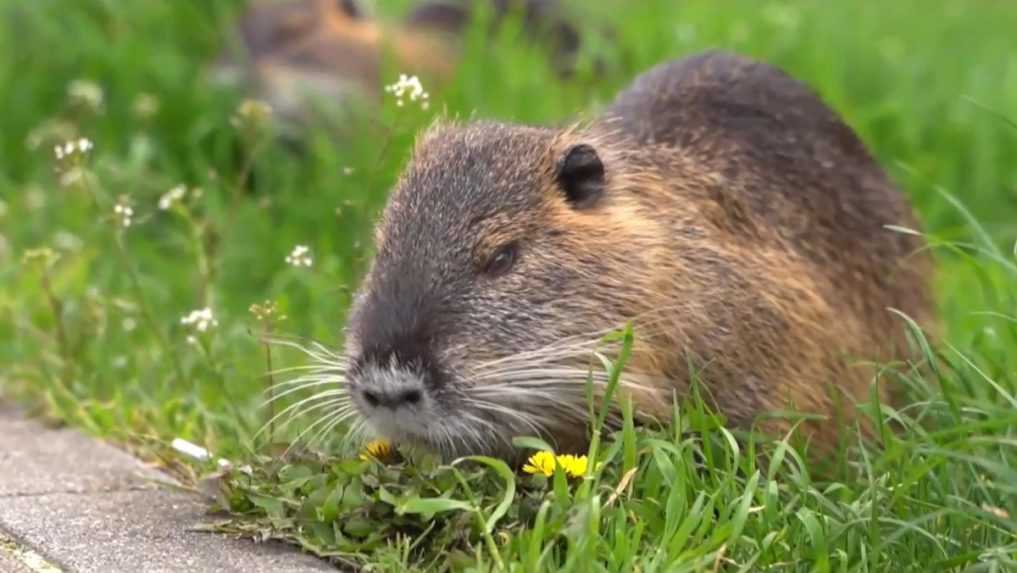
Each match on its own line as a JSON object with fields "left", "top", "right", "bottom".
{"left": 406, "top": 3, "right": 469, "bottom": 34}
{"left": 337, "top": 0, "right": 363, "bottom": 18}
{"left": 556, "top": 144, "right": 605, "bottom": 208}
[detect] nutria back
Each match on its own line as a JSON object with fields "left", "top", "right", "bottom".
{"left": 339, "top": 51, "right": 934, "bottom": 458}
{"left": 607, "top": 52, "right": 932, "bottom": 333}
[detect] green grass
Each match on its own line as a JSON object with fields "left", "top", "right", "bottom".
{"left": 2, "top": 0, "right": 1016, "bottom": 570}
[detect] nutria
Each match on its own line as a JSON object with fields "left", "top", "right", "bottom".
{"left": 339, "top": 52, "right": 935, "bottom": 458}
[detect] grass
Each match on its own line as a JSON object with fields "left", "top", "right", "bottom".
{"left": 1, "top": 0, "right": 1016, "bottom": 570}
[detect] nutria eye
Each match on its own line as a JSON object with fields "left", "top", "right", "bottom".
{"left": 483, "top": 244, "right": 517, "bottom": 277}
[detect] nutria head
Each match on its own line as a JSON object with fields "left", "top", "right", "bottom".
{"left": 343, "top": 121, "right": 672, "bottom": 458}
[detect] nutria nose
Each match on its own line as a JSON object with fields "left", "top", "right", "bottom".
{"left": 361, "top": 387, "right": 423, "bottom": 409}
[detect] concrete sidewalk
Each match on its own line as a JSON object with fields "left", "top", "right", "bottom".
{"left": 0, "top": 405, "right": 335, "bottom": 572}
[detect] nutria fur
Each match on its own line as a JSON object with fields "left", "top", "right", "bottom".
{"left": 341, "top": 52, "right": 935, "bottom": 458}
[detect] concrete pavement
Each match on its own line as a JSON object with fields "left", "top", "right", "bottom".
{"left": 0, "top": 404, "right": 336, "bottom": 572}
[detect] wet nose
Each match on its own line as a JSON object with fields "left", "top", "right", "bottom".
{"left": 361, "top": 386, "right": 422, "bottom": 409}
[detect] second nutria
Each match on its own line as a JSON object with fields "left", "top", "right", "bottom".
{"left": 214, "top": 0, "right": 580, "bottom": 127}
{"left": 337, "top": 52, "right": 934, "bottom": 458}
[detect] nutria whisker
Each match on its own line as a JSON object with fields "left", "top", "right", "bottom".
{"left": 263, "top": 362, "right": 347, "bottom": 378}
{"left": 307, "top": 406, "right": 361, "bottom": 450}
{"left": 263, "top": 336, "right": 350, "bottom": 367}
{"left": 462, "top": 398, "right": 549, "bottom": 441}
{"left": 260, "top": 378, "right": 347, "bottom": 405}
{"left": 283, "top": 402, "right": 357, "bottom": 455}
{"left": 255, "top": 390, "right": 350, "bottom": 439}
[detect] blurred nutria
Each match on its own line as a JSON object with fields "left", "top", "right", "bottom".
{"left": 339, "top": 51, "right": 935, "bottom": 458}
{"left": 214, "top": 0, "right": 580, "bottom": 127}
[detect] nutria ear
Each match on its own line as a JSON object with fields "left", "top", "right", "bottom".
{"left": 337, "top": 0, "right": 363, "bottom": 18}
{"left": 556, "top": 144, "right": 604, "bottom": 208}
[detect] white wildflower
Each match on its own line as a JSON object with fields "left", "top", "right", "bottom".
{"left": 25, "top": 188, "right": 46, "bottom": 211}
{"left": 384, "top": 74, "right": 430, "bottom": 110}
{"left": 159, "top": 184, "right": 188, "bottom": 210}
{"left": 122, "top": 317, "right": 137, "bottom": 332}
{"left": 180, "top": 307, "right": 218, "bottom": 333}
{"left": 285, "top": 244, "right": 313, "bottom": 268}
{"left": 342, "top": 166, "right": 355, "bottom": 176}
{"left": 132, "top": 93, "right": 160, "bottom": 120}
{"left": 67, "top": 79, "right": 104, "bottom": 113}
{"left": 54, "top": 137, "right": 93, "bottom": 160}
{"left": 59, "top": 168, "right": 85, "bottom": 188}
{"left": 113, "top": 200, "right": 134, "bottom": 228}
{"left": 53, "top": 230, "right": 83, "bottom": 252}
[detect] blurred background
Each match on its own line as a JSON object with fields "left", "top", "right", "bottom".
{"left": 1, "top": 0, "right": 1015, "bottom": 454}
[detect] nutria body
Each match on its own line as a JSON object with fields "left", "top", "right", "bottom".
{"left": 341, "top": 52, "right": 934, "bottom": 458}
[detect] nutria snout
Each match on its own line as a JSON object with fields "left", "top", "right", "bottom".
{"left": 341, "top": 52, "right": 935, "bottom": 459}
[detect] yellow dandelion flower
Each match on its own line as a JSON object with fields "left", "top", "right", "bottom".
{"left": 522, "top": 451, "right": 588, "bottom": 478}
{"left": 522, "top": 451, "right": 558, "bottom": 476}
{"left": 359, "top": 439, "right": 394, "bottom": 462}
{"left": 556, "top": 454, "right": 588, "bottom": 478}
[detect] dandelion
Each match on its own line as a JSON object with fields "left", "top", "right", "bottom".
{"left": 359, "top": 439, "right": 395, "bottom": 462}
{"left": 523, "top": 451, "right": 588, "bottom": 478}
{"left": 158, "top": 184, "right": 188, "bottom": 210}
{"left": 285, "top": 244, "right": 313, "bottom": 268}
{"left": 180, "top": 307, "right": 219, "bottom": 339}
{"left": 113, "top": 199, "right": 134, "bottom": 228}
{"left": 384, "top": 74, "right": 430, "bottom": 110}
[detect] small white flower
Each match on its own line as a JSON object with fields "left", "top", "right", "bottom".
{"left": 384, "top": 74, "right": 430, "bottom": 110}
{"left": 285, "top": 244, "right": 313, "bottom": 268}
{"left": 159, "top": 184, "right": 188, "bottom": 210}
{"left": 113, "top": 200, "right": 134, "bottom": 228}
{"left": 181, "top": 307, "right": 218, "bottom": 333}
{"left": 342, "top": 166, "right": 355, "bottom": 176}
{"left": 67, "top": 79, "right": 104, "bottom": 112}
{"left": 53, "top": 230, "right": 82, "bottom": 251}
{"left": 122, "top": 317, "right": 138, "bottom": 332}
{"left": 132, "top": 93, "right": 160, "bottom": 120}
{"left": 26, "top": 188, "right": 46, "bottom": 211}
{"left": 54, "top": 138, "right": 94, "bottom": 161}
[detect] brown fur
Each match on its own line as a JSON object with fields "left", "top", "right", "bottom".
{"left": 343, "top": 52, "right": 935, "bottom": 458}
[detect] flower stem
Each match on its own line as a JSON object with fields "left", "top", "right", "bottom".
{"left": 113, "top": 232, "right": 185, "bottom": 383}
